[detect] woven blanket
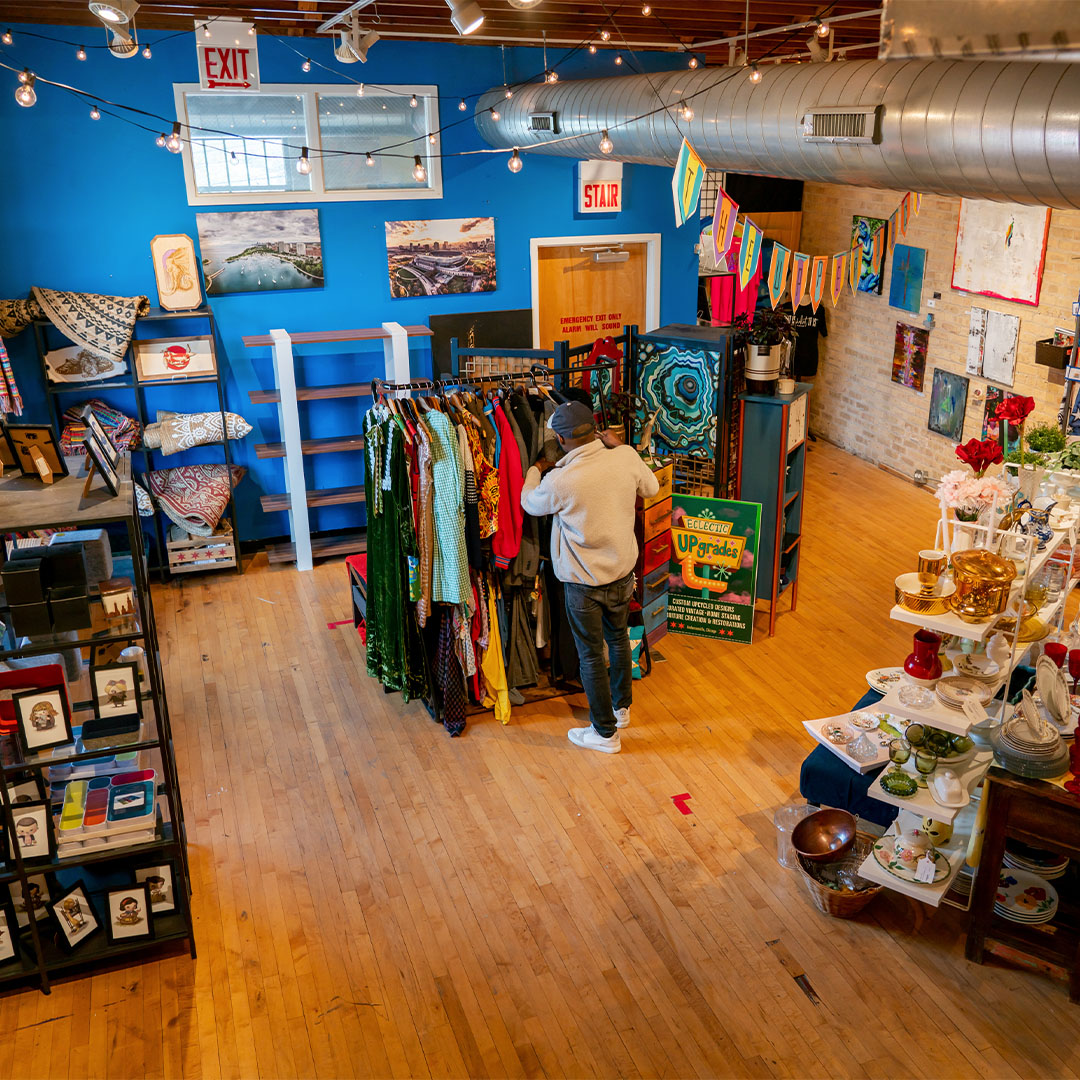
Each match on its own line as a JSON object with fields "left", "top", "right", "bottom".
{"left": 0, "top": 288, "right": 149, "bottom": 362}
{"left": 143, "top": 411, "right": 252, "bottom": 456}
{"left": 138, "top": 464, "right": 244, "bottom": 536}
{"left": 61, "top": 399, "right": 141, "bottom": 457}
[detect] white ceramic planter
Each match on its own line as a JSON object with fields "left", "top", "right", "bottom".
{"left": 746, "top": 343, "right": 780, "bottom": 394}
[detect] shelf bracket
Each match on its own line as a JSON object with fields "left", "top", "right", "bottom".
{"left": 269, "top": 328, "right": 313, "bottom": 572}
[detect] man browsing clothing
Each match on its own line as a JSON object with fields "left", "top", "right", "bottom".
{"left": 521, "top": 401, "right": 659, "bottom": 754}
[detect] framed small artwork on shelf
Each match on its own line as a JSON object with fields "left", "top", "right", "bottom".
{"left": 150, "top": 233, "right": 203, "bottom": 312}
{"left": 6, "top": 775, "right": 47, "bottom": 807}
{"left": 43, "top": 345, "right": 127, "bottom": 385}
{"left": 51, "top": 881, "right": 100, "bottom": 951}
{"left": 90, "top": 662, "right": 142, "bottom": 721}
{"left": 0, "top": 904, "right": 20, "bottom": 966}
{"left": 99, "top": 577, "right": 136, "bottom": 621}
{"left": 11, "top": 685, "right": 74, "bottom": 755}
{"left": 80, "top": 407, "right": 120, "bottom": 470}
{"left": 133, "top": 336, "right": 217, "bottom": 384}
{"left": 8, "top": 800, "right": 55, "bottom": 863}
{"left": 134, "top": 863, "right": 176, "bottom": 914}
{"left": 4, "top": 425, "right": 69, "bottom": 482}
{"left": 82, "top": 427, "right": 120, "bottom": 498}
{"left": 104, "top": 883, "right": 154, "bottom": 945}
{"left": 10, "top": 874, "right": 52, "bottom": 929}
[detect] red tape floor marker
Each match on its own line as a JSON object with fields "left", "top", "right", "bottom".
{"left": 671, "top": 793, "right": 693, "bottom": 815}
{"left": 327, "top": 619, "right": 353, "bottom": 630}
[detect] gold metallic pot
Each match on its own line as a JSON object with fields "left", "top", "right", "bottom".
{"left": 949, "top": 549, "right": 1017, "bottom": 623}
{"left": 895, "top": 572, "right": 955, "bottom": 615}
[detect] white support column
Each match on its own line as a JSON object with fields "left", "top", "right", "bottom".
{"left": 381, "top": 321, "right": 411, "bottom": 383}
{"left": 269, "top": 328, "right": 313, "bottom": 572}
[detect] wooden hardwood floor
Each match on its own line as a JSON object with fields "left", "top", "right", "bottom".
{"left": 4, "top": 440, "right": 1079, "bottom": 1079}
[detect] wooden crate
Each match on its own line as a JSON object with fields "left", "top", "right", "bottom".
{"left": 167, "top": 525, "right": 236, "bottom": 573}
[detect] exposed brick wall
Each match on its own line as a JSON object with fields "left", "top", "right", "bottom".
{"left": 799, "top": 183, "right": 1076, "bottom": 481}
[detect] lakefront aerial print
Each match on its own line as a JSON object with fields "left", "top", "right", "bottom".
{"left": 196, "top": 209, "right": 324, "bottom": 295}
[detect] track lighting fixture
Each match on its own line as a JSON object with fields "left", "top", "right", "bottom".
{"left": 89, "top": 1, "right": 139, "bottom": 25}
{"left": 446, "top": 0, "right": 485, "bottom": 36}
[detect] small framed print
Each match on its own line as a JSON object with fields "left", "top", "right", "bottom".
{"left": 90, "top": 662, "right": 142, "bottom": 721}
{"left": 82, "top": 429, "right": 121, "bottom": 498}
{"left": 4, "top": 425, "right": 69, "bottom": 480}
{"left": 51, "top": 881, "right": 100, "bottom": 951}
{"left": 104, "top": 883, "right": 154, "bottom": 944}
{"left": 6, "top": 775, "right": 47, "bottom": 808}
{"left": 98, "top": 578, "right": 136, "bottom": 622}
{"left": 80, "top": 407, "right": 120, "bottom": 470}
{"left": 11, "top": 686, "right": 74, "bottom": 754}
{"left": 10, "top": 873, "right": 52, "bottom": 929}
{"left": 134, "top": 863, "right": 176, "bottom": 914}
{"left": 133, "top": 336, "right": 217, "bottom": 384}
{"left": 0, "top": 903, "right": 20, "bottom": 967}
{"left": 8, "top": 801, "right": 54, "bottom": 864}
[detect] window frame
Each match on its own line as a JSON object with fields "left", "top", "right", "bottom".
{"left": 172, "top": 82, "right": 444, "bottom": 206}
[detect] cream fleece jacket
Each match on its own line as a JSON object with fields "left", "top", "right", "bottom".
{"left": 520, "top": 440, "right": 660, "bottom": 587}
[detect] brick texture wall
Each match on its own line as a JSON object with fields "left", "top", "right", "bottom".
{"left": 799, "top": 183, "right": 1077, "bottom": 481}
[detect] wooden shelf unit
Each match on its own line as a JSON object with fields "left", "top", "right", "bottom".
{"left": 243, "top": 322, "right": 432, "bottom": 571}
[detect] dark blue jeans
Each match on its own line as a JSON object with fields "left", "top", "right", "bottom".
{"left": 563, "top": 572, "right": 634, "bottom": 738}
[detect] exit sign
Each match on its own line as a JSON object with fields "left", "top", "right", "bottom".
{"left": 578, "top": 160, "right": 623, "bottom": 214}
{"left": 196, "top": 18, "right": 260, "bottom": 91}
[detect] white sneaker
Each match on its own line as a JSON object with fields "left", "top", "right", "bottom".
{"left": 568, "top": 726, "right": 621, "bottom": 754}
{"left": 613, "top": 707, "right": 630, "bottom": 729}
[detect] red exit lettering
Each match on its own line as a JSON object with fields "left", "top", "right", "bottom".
{"left": 203, "top": 47, "right": 253, "bottom": 88}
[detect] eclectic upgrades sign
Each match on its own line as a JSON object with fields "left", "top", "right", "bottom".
{"left": 668, "top": 495, "right": 761, "bottom": 643}
{"left": 197, "top": 18, "right": 260, "bottom": 91}
{"left": 578, "top": 161, "right": 623, "bottom": 213}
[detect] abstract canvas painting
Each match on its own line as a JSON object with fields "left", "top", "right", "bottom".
{"left": 385, "top": 218, "right": 496, "bottom": 298}
{"left": 636, "top": 339, "right": 717, "bottom": 458}
{"left": 889, "top": 244, "right": 925, "bottom": 314}
{"left": 851, "top": 215, "right": 886, "bottom": 295}
{"left": 952, "top": 199, "right": 1050, "bottom": 306}
{"left": 927, "top": 369, "right": 969, "bottom": 442}
{"left": 891, "top": 322, "right": 928, "bottom": 391}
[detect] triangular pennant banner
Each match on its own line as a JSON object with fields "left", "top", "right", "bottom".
{"left": 848, "top": 240, "right": 861, "bottom": 295}
{"left": 870, "top": 226, "right": 886, "bottom": 275}
{"left": 810, "top": 256, "right": 828, "bottom": 311}
{"left": 790, "top": 252, "right": 810, "bottom": 307}
{"left": 830, "top": 252, "right": 848, "bottom": 307}
{"left": 767, "top": 242, "right": 792, "bottom": 308}
{"left": 671, "top": 138, "right": 706, "bottom": 228}
{"left": 737, "top": 217, "right": 763, "bottom": 292}
{"left": 914, "top": 192, "right": 922, "bottom": 216}
{"left": 712, "top": 189, "right": 739, "bottom": 266}
{"left": 900, "top": 193, "right": 911, "bottom": 236}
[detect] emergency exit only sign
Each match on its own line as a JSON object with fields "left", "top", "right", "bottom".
{"left": 196, "top": 17, "right": 260, "bottom": 91}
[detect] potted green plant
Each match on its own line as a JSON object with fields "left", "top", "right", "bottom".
{"left": 733, "top": 309, "right": 797, "bottom": 395}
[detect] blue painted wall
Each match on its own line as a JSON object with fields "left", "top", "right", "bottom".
{"left": 0, "top": 24, "right": 698, "bottom": 542}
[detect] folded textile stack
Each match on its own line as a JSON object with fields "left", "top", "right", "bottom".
{"left": 142, "top": 410, "right": 252, "bottom": 455}
{"left": 136, "top": 463, "right": 244, "bottom": 536}
{"left": 60, "top": 399, "right": 141, "bottom": 456}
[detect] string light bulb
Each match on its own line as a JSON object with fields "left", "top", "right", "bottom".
{"left": 458, "top": 97, "right": 467, "bottom": 110}
{"left": 366, "top": 152, "right": 375, "bottom": 166}
{"left": 614, "top": 53, "right": 622, "bottom": 65}
{"left": 545, "top": 69, "right": 558, "bottom": 83}
{"left": 688, "top": 55, "right": 699, "bottom": 68}
{"left": 356, "top": 83, "right": 365, "bottom": 96}
{"left": 76, "top": 45, "right": 87, "bottom": 60}
{"left": 816, "top": 20, "right": 830, "bottom": 37}
{"left": 588, "top": 43, "right": 597, "bottom": 54}
{"left": 680, "top": 100, "right": 693, "bottom": 120}
{"left": 748, "top": 62, "right": 762, "bottom": 83}
{"left": 90, "top": 103, "right": 101, "bottom": 120}
{"left": 14, "top": 72, "right": 35, "bottom": 107}
{"left": 641, "top": 3, "right": 651, "bottom": 13}
{"left": 301, "top": 58, "right": 312, "bottom": 72}
{"left": 155, "top": 132, "right": 166, "bottom": 147}
{"left": 165, "top": 122, "right": 182, "bottom": 153}
{"left": 600, "top": 29, "right": 610, "bottom": 41}
{"left": 504, "top": 86, "right": 513, "bottom": 99}
{"left": 296, "top": 146, "right": 312, "bottom": 174}
{"left": 248, "top": 24, "right": 255, "bottom": 35}
{"left": 1, "top": 30, "right": 11, "bottom": 45}
{"left": 490, "top": 107, "right": 500, "bottom": 120}
{"left": 428, "top": 132, "right": 437, "bottom": 143}
{"left": 142, "top": 45, "right": 152, "bottom": 58}
{"left": 508, "top": 148, "right": 523, "bottom": 173}
{"left": 202, "top": 24, "right": 211, "bottom": 38}
{"left": 599, "top": 129, "right": 613, "bottom": 154}
{"left": 412, "top": 155, "right": 427, "bottom": 182}
{"left": 409, "top": 93, "right": 418, "bottom": 107}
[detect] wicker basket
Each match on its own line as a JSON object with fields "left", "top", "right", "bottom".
{"left": 795, "top": 831, "right": 883, "bottom": 918}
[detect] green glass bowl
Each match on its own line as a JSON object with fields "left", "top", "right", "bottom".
{"left": 880, "top": 771, "right": 919, "bottom": 797}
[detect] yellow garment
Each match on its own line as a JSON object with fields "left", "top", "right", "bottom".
{"left": 481, "top": 588, "right": 511, "bottom": 724}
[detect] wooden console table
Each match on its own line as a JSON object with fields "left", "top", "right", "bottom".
{"left": 966, "top": 767, "right": 1080, "bottom": 1001}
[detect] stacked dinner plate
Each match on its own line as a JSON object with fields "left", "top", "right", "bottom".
{"left": 950, "top": 866, "right": 974, "bottom": 900}
{"left": 936, "top": 676, "right": 994, "bottom": 712}
{"left": 994, "top": 867, "right": 1059, "bottom": 925}
{"left": 1004, "top": 841, "right": 1070, "bottom": 880}
{"left": 993, "top": 696, "right": 1071, "bottom": 779}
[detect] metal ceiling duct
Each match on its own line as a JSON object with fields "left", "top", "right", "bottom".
{"left": 474, "top": 59, "right": 1080, "bottom": 209}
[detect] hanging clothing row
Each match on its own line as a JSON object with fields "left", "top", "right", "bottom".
{"left": 362, "top": 377, "right": 584, "bottom": 736}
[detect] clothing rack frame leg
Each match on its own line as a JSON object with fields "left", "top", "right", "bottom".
{"left": 269, "top": 328, "right": 313, "bottom": 572}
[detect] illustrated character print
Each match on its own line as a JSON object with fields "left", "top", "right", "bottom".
{"left": 104, "top": 679, "right": 128, "bottom": 708}
{"left": 29, "top": 701, "right": 57, "bottom": 731}
{"left": 145, "top": 875, "right": 166, "bottom": 904}
{"left": 15, "top": 817, "right": 38, "bottom": 848}
{"left": 22, "top": 883, "right": 42, "bottom": 912}
{"left": 59, "top": 898, "right": 85, "bottom": 933}
{"left": 116, "top": 897, "right": 142, "bottom": 926}
{"left": 162, "top": 247, "right": 196, "bottom": 295}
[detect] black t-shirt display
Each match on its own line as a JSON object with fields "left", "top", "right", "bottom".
{"left": 787, "top": 303, "right": 828, "bottom": 379}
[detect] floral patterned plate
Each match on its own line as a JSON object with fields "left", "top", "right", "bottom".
{"left": 872, "top": 840, "right": 950, "bottom": 884}
{"left": 994, "top": 868, "right": 1058, "bottom": 923}
{"left": 866, "top": 667, "right": 905, "bottom": 695}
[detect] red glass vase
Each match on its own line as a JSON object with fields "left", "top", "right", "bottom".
{"left": 904, "top": 629, "right": 943, "bottom": 686}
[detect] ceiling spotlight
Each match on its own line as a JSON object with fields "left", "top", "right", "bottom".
{"left": 334, "top": 16, "right": 379, "bottom": 63}
{"left": 14, "top": 72, "right": 36, "bottom": 107}
{"left": 599, "top": 129, "right": 613, "bottom": 154}
{"left": 301, "top": 57, "right": 312, "bottom": 72}
{"left": 89, "top": 1, "right": 139, "bottom": 25}
{"left": 165, "top": 121, "right": 182, "bottom": 153}
{"left": 413, "top": 155, "right": 428, "bottom": 182}
{"left": 446, "top": 0, "right": 485, "bottom": 35}
{"left": 748, "top": 62, "right": 761, "bottom": 83}
{"left": 296, "top": 146, "right": 312, "bottom": 174}
{"left": 1, "top": 30, "right": 11, "bottom": 45}
{"left": 155, "top": 132, "right": 166, "bottom": 147}
{"left": 507, "top": 0, "right": 543, "bottom": 8}
{"left": 508, "top": 148, "right": 523, "bottom": 172}
{"left": 688, "top": 55, "right": 699, "bottom": 68}
{"left": 806, "top": 34, "right": 828, "bottom": 62}
{"left": 76, "top": 45, "right": 87, "bottom": 60}
{"left": 490, "top": 107, "right": 500, "bottom": 120}
{"left": 614, "top": 53, "right": 622, "bottom": 65}
{"left": 366, "top": 152, "right": 375, "bottom": 166}
{"left": 90, "top": 103, "right": 101, "bottom": 119}
{"left": 458, "top": 97, "right": 467, "bottom": 110}
{"left": 545, "top": 69, "right": 558, "bottom": 82}
{"left": 410, "top": 93, "right": 419, "bottom": 107}
{"left": 107, "top": 27, "right": 139, "bottom": 58}
{"left": 816, "top": 19, "right": 830, "bottom": 37}
{"left": 588, "top": 43, "right": 597, "bottom": 53}
{"left": 641, "top": 2, "right": 651, "bottom": 12}
{"left": 141, "top": 44, "right": 151, "bottom": 58}
{"left": 680, "top": 99, "right": 693, "bottom": 120}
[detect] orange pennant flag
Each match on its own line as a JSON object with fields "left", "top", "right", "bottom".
{"left": 830, "top": 252, "right": 848, "bottom": 306}
{"left": 848, "top": 240, "right": 861, "bottom": 295}
{"left": 810, "top": 256, "right": 828, "bottom": 311}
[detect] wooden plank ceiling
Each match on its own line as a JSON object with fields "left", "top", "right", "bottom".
{"left": 0, "top": 1, "right": 883, "bottom": 60}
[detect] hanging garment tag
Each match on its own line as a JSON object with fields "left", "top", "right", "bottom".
{"left": 915, "top": 854, "right": 937, "bottom": 883}
{"left": 407, "top": 555, "right": 421, "bottom": 601}
{"left": 963, "top": 698, "right": 988, "bottom": 727}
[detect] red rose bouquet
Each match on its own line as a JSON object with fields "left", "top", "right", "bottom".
{"left": 954, "top": 438, "right": 1003, "bottom": 477}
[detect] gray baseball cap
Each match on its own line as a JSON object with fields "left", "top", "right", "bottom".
{"left": 549, "top": 400, "right": 596, "bottom": 439}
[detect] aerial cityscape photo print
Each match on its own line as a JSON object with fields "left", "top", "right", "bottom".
{"left": 385, "top": 217, "right": 496, "bottom": 298}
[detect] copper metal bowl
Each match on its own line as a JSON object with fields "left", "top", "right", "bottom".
{"left": 894, "top": 572, "right": 956, "bottom": 615}
{"left": 791, "top": 808, "right": 858, "bottom": 863}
